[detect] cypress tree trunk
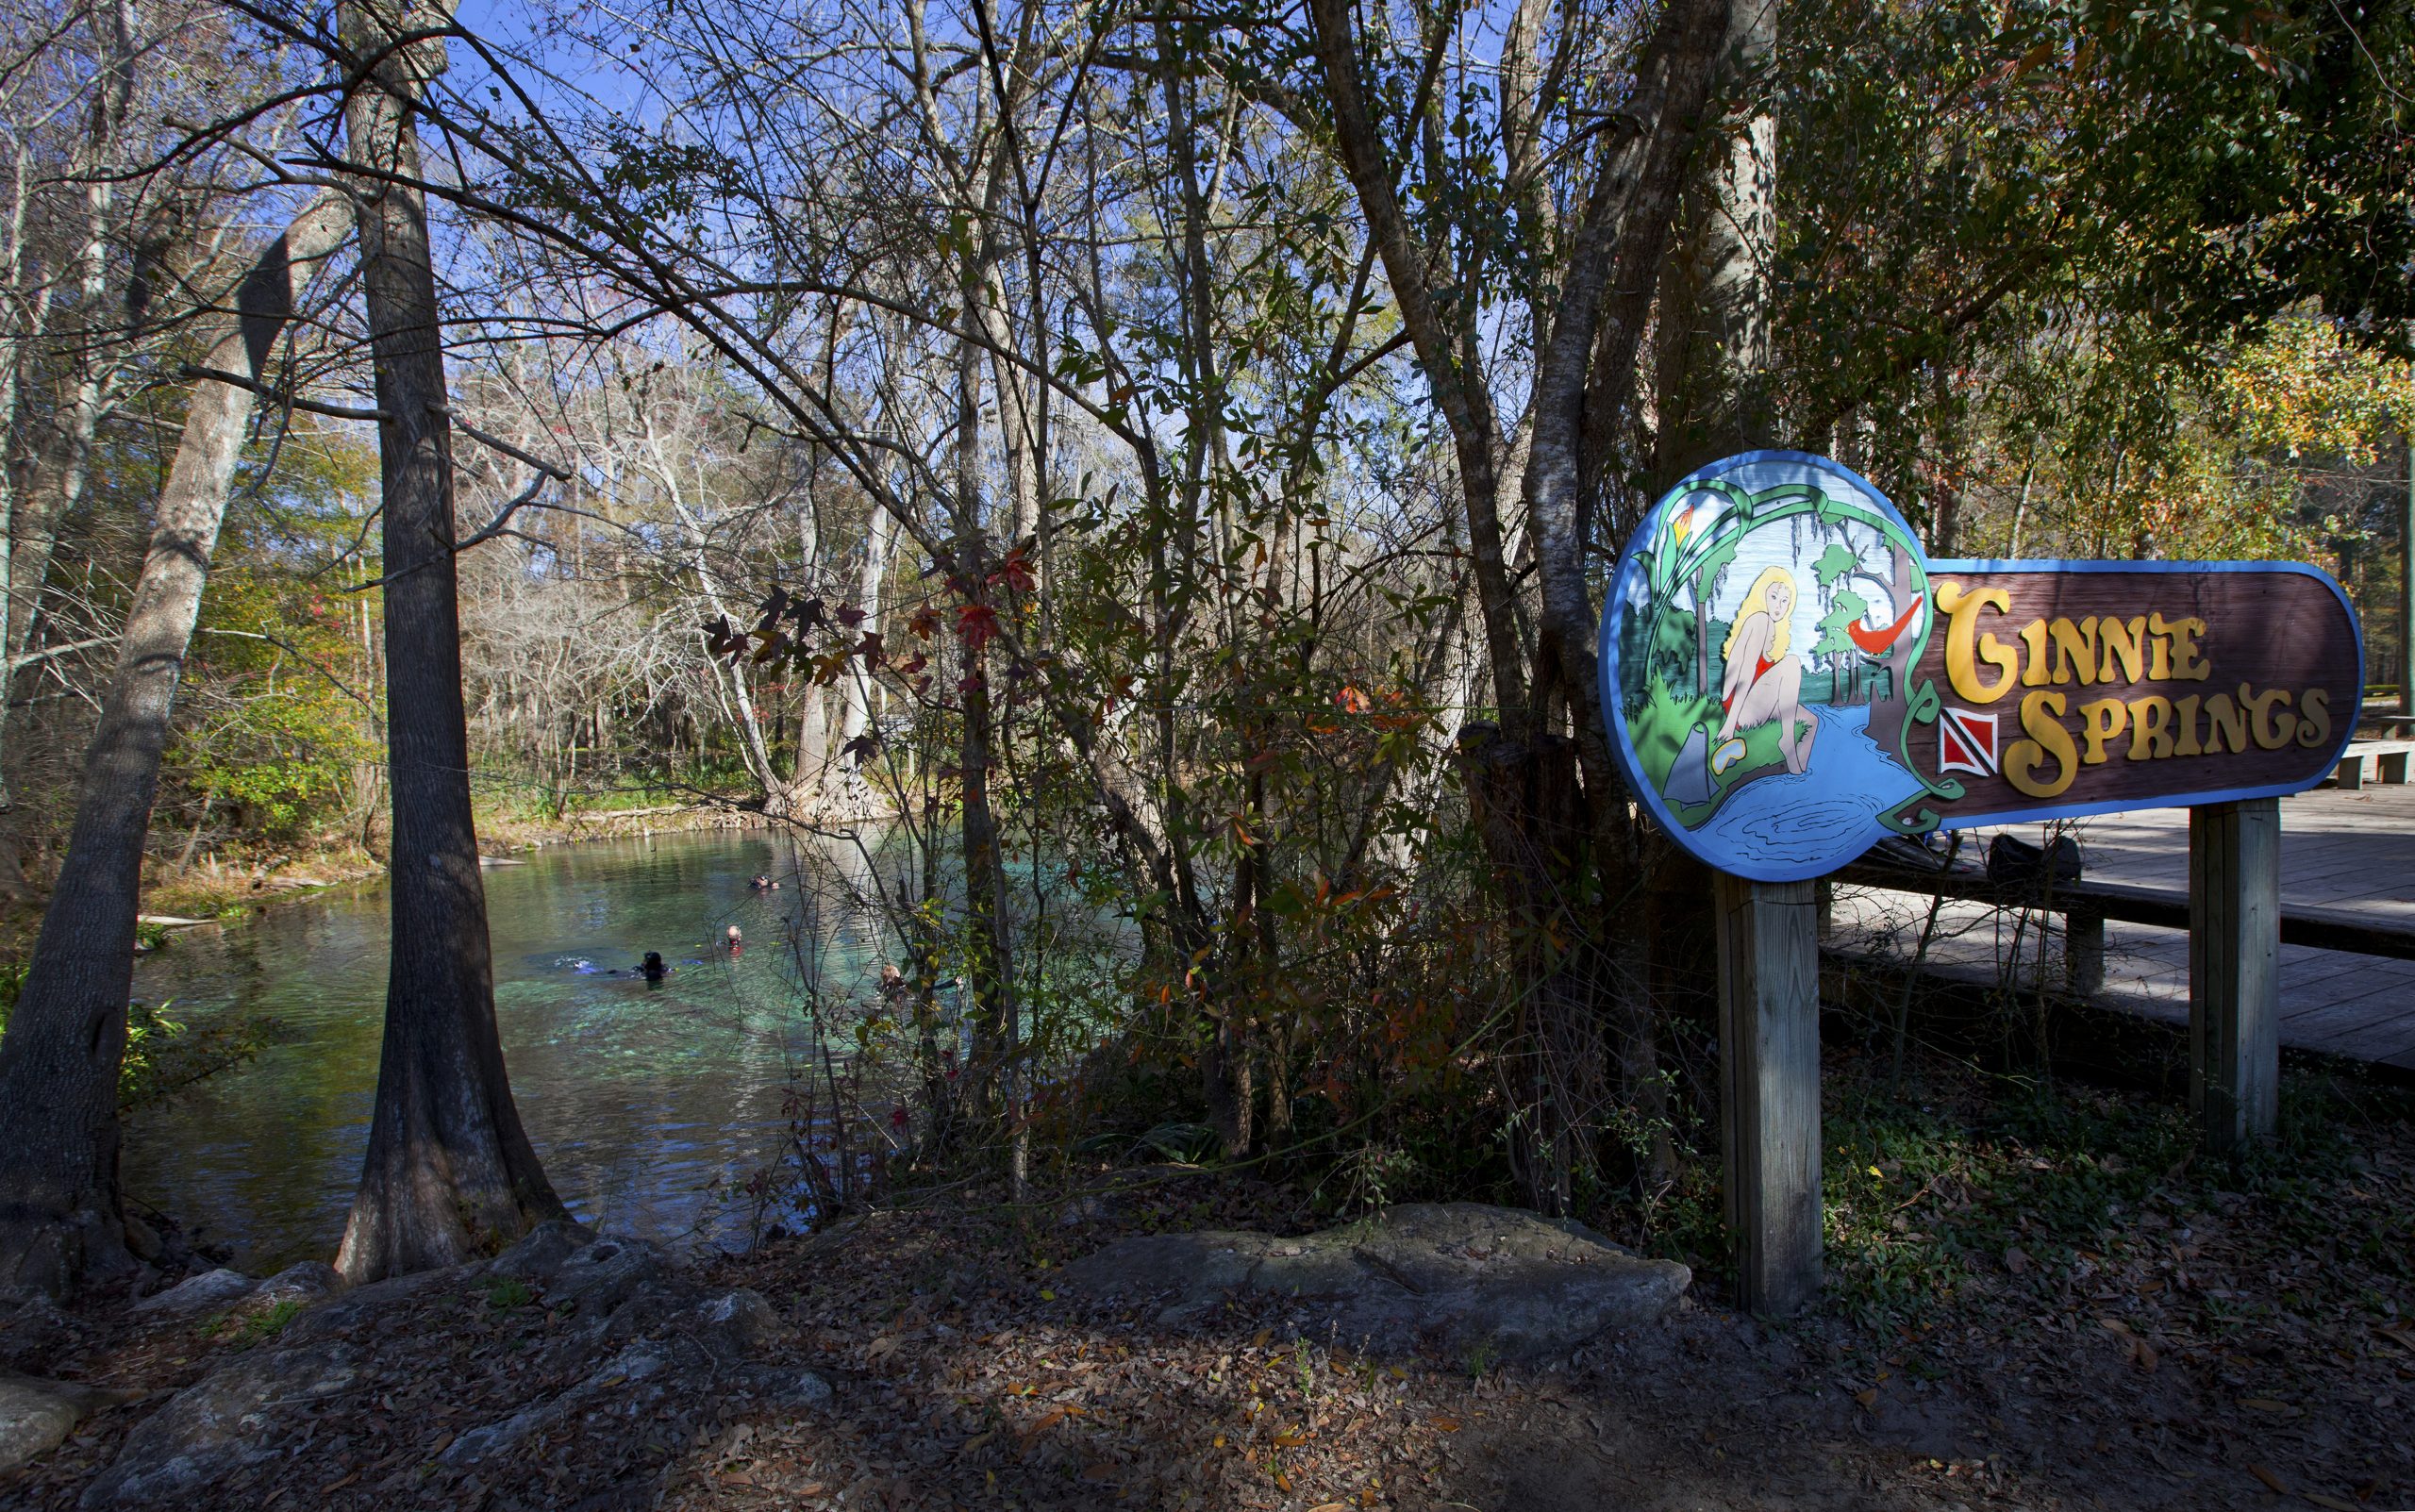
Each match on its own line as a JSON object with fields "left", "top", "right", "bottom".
{"left": 333, "top": 0, "right": 562, "bottom": 1284}
{"left": 0, "top": 194, "right": 354, "bottom": 1299}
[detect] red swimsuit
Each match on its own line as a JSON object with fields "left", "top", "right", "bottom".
{"left": 1724, "top": 652, "right": 1779, "bottom": 714}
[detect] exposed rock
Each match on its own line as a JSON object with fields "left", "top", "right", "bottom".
{"left": 691, "top": 1288, "right": 785, "bottom": 1357}
{"left": 1060, "top": 1202, "right": 1690, "bottom": 1363}
{"left": 508, "top": 1231, "right": 670, "bottom": 1320}
{"left": 0, "top": 1296, "right": 78, "bottom": 1374}
{"left": 276, "top": 1263, "right": 455, "bottom": 1348}
{"left": 122, "top": 1261, "right": 341, "bottom": 1327}
{"left": 480, "top": 1216, "right": 592, "bottom": 1283}
{"left": 85, "top": 1222, "right": 824, "bottom": 1504}
{"left": 438, "top": 1240, "right": 816, "bottom": 1469}
{"left": 0, "top": 1375, "right": 143, "bottom": 1473}
{"left": 1055, "top": 1193, "right": 1122, "bottom": 1229}
{"left": 78, "top": 1341, "right": 361, "bottom": 1505}
{"left": 126, "top": 1269, "right": 253, "bottom": 1318}
{"left": 250, "top": 1260, "right": 342, "bottom": 1309}
{"left": 440, "top": 1340, "right": 669, "bottom": 1467}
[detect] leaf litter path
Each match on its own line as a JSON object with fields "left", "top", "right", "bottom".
{"left": 7, "top": 1140, "right": 2411, "bottom": 1512}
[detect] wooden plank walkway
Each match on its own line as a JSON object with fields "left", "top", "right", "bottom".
{"left": 1827, "top": 785, "right": 2415, "bottom": 1072}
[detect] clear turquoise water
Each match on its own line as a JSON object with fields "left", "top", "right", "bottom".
{"left": 123, "top": 827, "right": 908, "bottom": 1271}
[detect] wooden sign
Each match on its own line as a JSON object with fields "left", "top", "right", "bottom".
{"left": 1600, "top": 452, "right": 2364, "bottom": 882}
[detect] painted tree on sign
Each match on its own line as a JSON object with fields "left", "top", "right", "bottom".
{"left": 1811, "top": 590, "right": 1869, "bottom": 706}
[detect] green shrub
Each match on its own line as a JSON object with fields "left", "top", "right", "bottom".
{"left": 0, "top": 969, "right": 277, "bottom": 1113}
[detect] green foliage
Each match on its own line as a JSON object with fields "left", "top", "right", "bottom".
{"left": 175, "top": 565, "right": 381, "bottom": 837}
{"left": 0, "top": 970, "right": 277, "bottom": 1114}
{"left": 119, "top": 1001, "right": 280, "bottom": 1113}
{"left": 214, "top": 1298, "right": 302, "bottom": 1348}
{"left": 1135, "top": 1122, "right": 1219, "bottom": 1165}
{"left": 1818, "top": 1061, "right": 2413, "bottom": 1335}
{"left": 148, "top": 423, "right": 386, "bottom": 847}
{"left": 485, "top": 1275, "right": 536, "bottom": 1310}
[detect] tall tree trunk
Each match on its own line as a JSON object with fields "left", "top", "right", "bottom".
{"left": 1641, "top": 0, "right": 1782, "bottom": 1139}
{"left": 333, "top": 0, "right": 562, "bottom": 1285}
{"left": 0, "top": 194, "right": 353, "bottom": 1300}
{"left": 1651, "top": 0, "right": 1778, "bottom": 492}
{"left": 826, "top": 505, "right": 897, "bottom": 808}
{"left": 1305, "top": 0, "right": 1528, "bottom": 730}
{"left": 786, "top": 505, "right": 830, "bottom": 812}
{"left": 0, "top": 0, "right": 139, "bottom": 814}
{"left": 1512, "top": 0, "right": 1733, "bottom": 1196}
{"left": 950, "top": 311, "right": 1020, "bottom": 1195}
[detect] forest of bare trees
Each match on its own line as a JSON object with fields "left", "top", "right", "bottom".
{"left": 0, "top": 0, "right": 2408, "bottom": 1304}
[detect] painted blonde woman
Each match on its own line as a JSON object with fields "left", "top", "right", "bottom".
{"left": 1713, "top": 566, "right": 1819, "bottom": 777}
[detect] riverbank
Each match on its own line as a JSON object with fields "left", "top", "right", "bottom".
{"left": 0, "top": 791, "right": 762, "bottom": 958}
{"left": 7, "top": 1044, "right": 2410, "bottom": 1510}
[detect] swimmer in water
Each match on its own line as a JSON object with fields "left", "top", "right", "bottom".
{"left": 640, "top": 951, "right": 670, "bottom": 984}
{"left": 749, "top": 873, "right": 772, "bottom": 890}
{"left": 725, "top": 924, "right": 743, "bottom": 955}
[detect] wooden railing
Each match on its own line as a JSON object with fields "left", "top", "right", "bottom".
{"left": 1836, "top": 853, "right": 2415, "bottom": 998}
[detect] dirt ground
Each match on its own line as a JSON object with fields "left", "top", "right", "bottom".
{"left": 7, "top": 1100, "right": 2410, "bottom": 1512}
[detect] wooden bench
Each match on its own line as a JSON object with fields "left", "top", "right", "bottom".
{"left": 2329, "top": 739, "right": 2415, "bottom": 788}
{"left": 1836, "top": 853, "right": 2415, "bottom": 997}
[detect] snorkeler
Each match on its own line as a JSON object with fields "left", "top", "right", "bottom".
{"left": 1714, "top": 565, "right": 1820, "bottom": 777}
{"left": 749, "top": 873, "right": 772, "bottom": 890}
{"left": 640, "top": 951, "right": 670, "bottom": 983}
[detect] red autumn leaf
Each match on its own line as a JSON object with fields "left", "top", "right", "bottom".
{"left": 909, "top": 606, "right": 943, "bottom": 639}
{"left": 753, "top": 584, "right": 792, "bottom": 635}
{"left": 992, "top": 547, "right": 1036, "bottom": 593}
{"left": 1335, "top": 685, "right": 1372, "bottom": 714}
{"left": 956, "top": 602, "right": 1002, "bottom": 651}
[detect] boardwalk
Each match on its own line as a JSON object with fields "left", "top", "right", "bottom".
{"left": 1828, "top": 784, "right": 2415, "bottom": 1072}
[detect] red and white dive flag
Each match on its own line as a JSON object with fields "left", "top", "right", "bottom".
{"left": 1938, "top": 706, "right": 1998, "bottom": 778}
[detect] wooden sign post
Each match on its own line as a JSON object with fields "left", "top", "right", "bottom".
{"left": 2190, "top": 797, "right": 2280, "bottom": 1151}
{"left": 1602, "top": 452, "right": 2363, "bottom": 1314}
{"left": 1714, "top": 874, "right": 1822, "bottom": 1315}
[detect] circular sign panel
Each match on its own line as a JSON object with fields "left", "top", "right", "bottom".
{"left": 1598, "top": 452, "right": 1936, "bottom": 883}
